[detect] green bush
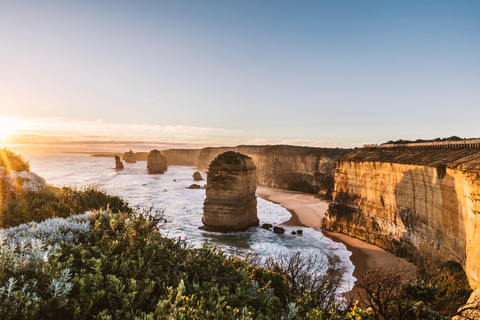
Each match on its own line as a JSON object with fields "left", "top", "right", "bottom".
{"left": 0, "top": 149, "right": 30, "bottom": 172}
{"left": 0, "top": 210, "right": 372, "bottom": 319}
{"left": 0, "top": 185, "right": 131, "bottom": 228}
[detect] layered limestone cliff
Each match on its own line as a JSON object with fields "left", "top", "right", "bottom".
{"left": 322, "top": 147, "right": 480, "bottom": 289}
{"left": 162, "top": 149, "right": 201, "bottom": 166}
{"left": 202, "top": 151, "right": 258, "bottom": 231}
{"left": 197, "top": 145, "right": 351, "bottom": 195}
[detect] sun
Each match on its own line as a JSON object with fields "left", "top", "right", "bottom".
{"left": 0, "top": 116, "right": 19, "bottom": 141}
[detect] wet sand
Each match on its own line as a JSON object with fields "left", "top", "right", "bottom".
{"left": 256, "top": 186, "right": 414, "bottom": 281}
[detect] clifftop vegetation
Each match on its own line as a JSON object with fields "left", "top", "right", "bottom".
{"left": 384, "top": 136, "right": 471, "bottom": 145}
{"left": 0, "top": 149, "right": 130, "bottom": 228}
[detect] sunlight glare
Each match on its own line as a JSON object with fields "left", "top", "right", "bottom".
{"left": 0, "top": 116, "right": 19, "bottom": 141}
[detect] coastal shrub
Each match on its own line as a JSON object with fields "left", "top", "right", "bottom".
{"left": 0, "top": 212, "right": 94, "bottom": 246}
{"left": 0, "top": 148, "right": 30, "bottom": 172}
{"left": 0, "top": 209, "right": 372, "bottom": 319}
{"left": 355, "top": 263, "right": 471, "bottom": 320}
{"left": 0, "top": 184, "right": 130, "bottom": 228}
{"left": 251, "top": 251, "right": 342, "bottom": 310}
{"left": 418, "top": 261, "right": 472, "bottom": 317}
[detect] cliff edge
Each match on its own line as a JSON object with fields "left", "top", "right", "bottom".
{"left": 322, "top": 147, "right": 480, "bottom": 289}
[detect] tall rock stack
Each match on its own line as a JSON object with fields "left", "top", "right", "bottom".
{"left": 114, "top": 155, "right": 124, "bottom": 169}
{"left": 147, "top": 150, "right": 168, "bottom": 174}
{"left": 123, "top": 150, "right": 136, "bottom": 163}
{"left": 202, "top": 151, "right": 258, "bottom": 231}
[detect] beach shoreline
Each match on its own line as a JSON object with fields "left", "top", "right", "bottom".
{"left": 256, "top": 186, "right": 414, "bottom": 283}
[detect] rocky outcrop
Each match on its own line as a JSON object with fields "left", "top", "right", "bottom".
{"left": 197, "top": 145, "right": 351, "bottom": 196}
{"left": 193, "top": 171, "right": 203, "bottom": 181}
{"left": 147, "top": 150, "right": 168, "bottom": 174}
{"left": 202, "top": 151, "right": 258, "bottom": 232}
{"left": 114, "top": 155, "right": 124, "bottom": 169}
{"left": 322, "top": 147, "right": 480, "bottom": 289}
{"left": 187, "top": 184, "right": 202, "bottom": 189}
{"left": 123, "top": 150, "right": 137, "bottom": 163}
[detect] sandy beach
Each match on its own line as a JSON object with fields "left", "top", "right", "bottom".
{"left": 256, "top": 186, "right": 414, "bottom": 280}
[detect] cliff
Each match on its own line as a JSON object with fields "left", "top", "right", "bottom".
{"left": 162, "top": 149, "right": 201, "bottom": 166}
{"left": 197, "top": 145, "right": 351, "bottom": 195}
{"left": 322, "top": 147, "right": 480, "bottom": 289}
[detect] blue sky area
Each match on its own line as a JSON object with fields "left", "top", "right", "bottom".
{"left": 1, "top": 1, "right": 479, "bottom": 151}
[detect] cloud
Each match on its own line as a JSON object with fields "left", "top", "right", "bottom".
{"left": 1, "top": 116, "right": 358, "bottom": 153}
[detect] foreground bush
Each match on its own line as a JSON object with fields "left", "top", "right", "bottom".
{"left": 0, "top": 210, "right": 371, "bottom": 320}
{"left": 355, "top": 263, "right": 473, "bottom": 320}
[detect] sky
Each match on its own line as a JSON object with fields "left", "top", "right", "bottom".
{"left": 1, "top": 1, "right": 479, "bottom": 152}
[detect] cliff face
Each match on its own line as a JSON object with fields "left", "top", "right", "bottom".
{"left": 202, "top": 151, "right": 258, "bottom": 231}
{"left": 162, "top": 149, "right": 201, "bottom": 166}
{"left": 322, "top": 148, "right": 480, "bottom": 289}
{"left": 197, "top": 145, "right": 351, "bottom": 195}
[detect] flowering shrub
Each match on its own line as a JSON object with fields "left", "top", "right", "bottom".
{"left": 0, "top": 212, "right": 94, "bottom": 246}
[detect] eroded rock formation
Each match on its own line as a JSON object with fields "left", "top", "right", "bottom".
{"left": 322, "top": 147, "right": 480, "bottom": 289}
{"left": 147, "top": 150, "right": 168, "bottom": 174}
{"left": 202, "top": 151, "right": 258, "bottom": 231}
{"left": 115, "top": 155, "right": 124, "bottom": 169}
{"left": 123, "top": 150, "right": 137, "bottom": 163}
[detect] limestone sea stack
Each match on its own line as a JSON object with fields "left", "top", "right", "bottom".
{"left": 123, "top": 150, "right": 136, "bottom": 163}
{"left": 147, "top": 149, "right": 168, "bottom": 174}
{"left": 193, "top": 171, "right": 203, "bottom": 180}
{"left": 202, "top": 151, "right": 258, "bottom": 232}
{"left": 114, "top": 155, "right": 124, "bottom": 169}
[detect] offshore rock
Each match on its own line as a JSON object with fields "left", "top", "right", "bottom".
{"left": 123, "top": 150, "right": 137, "bottom": 163}
{"left": 114, "top": 155, "right": 124, "bottom": 169}
{"left": 147, "top": 150, "right": 168, "bottom": 174}
{"left": 202, "top": 151, "right": 258, "bottom": 232}
{"left": 261, "top": 223, "right": 273, "bottom": 230}
{"left": 193, "top": 171, "right": 203, "bottom": 181}
{"left": 187, "top": 184, "right": 202, "bottom": 189}
{"left": 273, "top": 226, "right": 285, "bottom": 234}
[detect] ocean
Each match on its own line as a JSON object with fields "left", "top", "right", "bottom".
{"left": 25, "top": 153, "right": 355, "bottom": 294}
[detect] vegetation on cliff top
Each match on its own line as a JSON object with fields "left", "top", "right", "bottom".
{"left": 0, "top": 149, "right": 130, "bottom": 228}
{"left": 0, "top": 148, "right": 30, "bottom": 172}
{"left": 384, "top": 136, "right": 466, "bottom": 145}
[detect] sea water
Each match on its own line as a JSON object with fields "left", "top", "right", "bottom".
{"left": 25, "top": 153, "right": 356, "bottom": 294}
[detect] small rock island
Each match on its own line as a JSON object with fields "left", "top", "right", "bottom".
{"left": 123, "top": 150, "right": 137, "bottom": 163}
{"left": 147, "top": 150, "right": 168, "bottom": 174}
{"left": 114, "top": 155, "right": 124, "bottom": 169}
{"left": 202, "top": 151, "right": 259, "bottom": 232}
